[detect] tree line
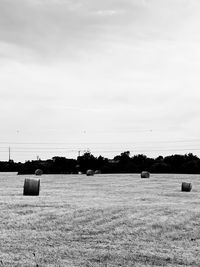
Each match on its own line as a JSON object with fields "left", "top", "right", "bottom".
{"left": 1, "top": 151, "right": 200, "bottom": 174}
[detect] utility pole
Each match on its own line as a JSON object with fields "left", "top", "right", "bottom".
{"left": 8, "top": 147, "right": 11, "bottom": 162}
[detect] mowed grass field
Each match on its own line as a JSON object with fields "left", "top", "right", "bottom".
{"left": 0, "top": 173, "right": 200, "bottom": 267}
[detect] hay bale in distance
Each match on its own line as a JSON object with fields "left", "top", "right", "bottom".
{"left": 181, "top": 182, "right": 192, "bottom": 192}
{"left": 35, "top": 169, "right": 43, "bottom": 176}
{"left": 23, "top": 178, "right": 40, "bottom": 196}
{"left": 141, "top": 171, "right": 150, "bottom": 178}
{"left": 94, "top": 170, "right": 101, "bottom": 174}
{"left": 86, "top": 169, "right": 94, "bottom": 176}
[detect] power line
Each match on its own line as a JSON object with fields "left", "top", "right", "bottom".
{"left": 0, "top": 138, "right": 200, "bottom": 145}
{"left": 0, "top": 148, "right": 199, "bottom": 154}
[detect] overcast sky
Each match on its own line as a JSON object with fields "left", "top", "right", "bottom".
{"left": 1, "top": 0, "right": 200, "bottom": 162}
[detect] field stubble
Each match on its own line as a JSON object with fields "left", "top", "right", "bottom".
{"left": 0, "top": 173, "right": 200, "bottom": 266}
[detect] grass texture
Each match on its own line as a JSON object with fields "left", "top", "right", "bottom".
{"left": 0, "top": 173, "right": 200, "bottom": 266}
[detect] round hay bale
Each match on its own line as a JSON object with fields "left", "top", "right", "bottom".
{"left": 94, "top": 170, "right": 101, "bottom": 174}
{"left": 23, "top": 178, "right": 40, "bottom": 196}
{"left": 181, "top": 182, "right": 192, "bottom": 192}
{"left": 141, "top": 171, "right": 150, "bottom": 178}
{"left": 86, "top": 169, "right": 94, "bottom": 176}
{"left": 35, "top": 169, "right": 43, "bottom": 176}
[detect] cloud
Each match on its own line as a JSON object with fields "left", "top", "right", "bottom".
{"left": 2, "top": 0, "right": 199, "bottom": 61}
{"left": 1, "top": 0, "right": 200, "bottom": 160}
{"left": 0, "top": 0, "right": 134, "bottom": 61}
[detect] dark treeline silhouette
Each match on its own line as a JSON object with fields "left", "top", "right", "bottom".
{"left": 1, "top": 151, "right": 200, "bottom": 174}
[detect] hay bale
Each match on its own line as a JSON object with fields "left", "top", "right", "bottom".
{"left": 181, "top": 182, "right": 192, "bottom": 192}
{"left": 23, "top": 178, "right": 40, "bottom": 196}
{"left": 94, "top": 170, "right": 101, "bottom": 174}
{"left": 35, "top": 169, "right": 43, "bottom": 176}
{"left": 86, "top": 169, "right": 94, "bottom": 176}
{"left": 141, "top": 171, "right": 150, "bottom": 178}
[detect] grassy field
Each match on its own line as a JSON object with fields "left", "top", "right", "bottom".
{"left": 0, "top": 173, "right": 200, "bottom": 266}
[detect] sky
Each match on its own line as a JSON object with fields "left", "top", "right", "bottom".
{"left": 1, "top": 0, "right": 200, "bottom": 162}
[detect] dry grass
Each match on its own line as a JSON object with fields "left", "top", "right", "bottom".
{"left": 0, "top": 173, "right": 200, "bottom": 266}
